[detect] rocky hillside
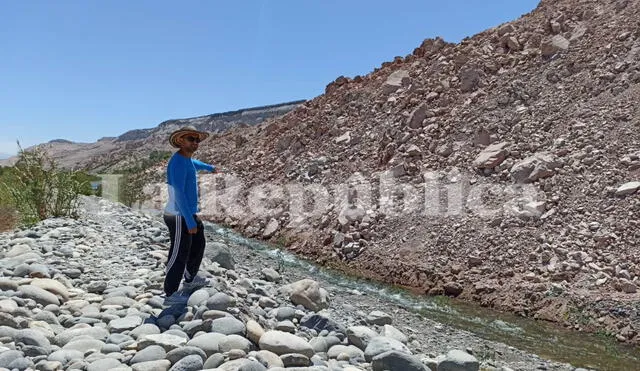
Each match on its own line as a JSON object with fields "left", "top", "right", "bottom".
{"left": 0, "top": 101, "right": 303, "bottom": 172}
{"left": 158, "top": 0, "right": 640, "bottom": 343}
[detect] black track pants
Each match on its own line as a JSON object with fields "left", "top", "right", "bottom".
{"left": 163, "top": 213, "right": 206, "bottom": 295}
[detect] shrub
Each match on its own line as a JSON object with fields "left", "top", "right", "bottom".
{"left": 118, "top": 169, "right": 151, "bottom": 208}
{"left": 0, "top": 206, "right": 17, "bottom": 232}
{"left": 0, "top": 143, "right": 88, "bottom": 225}
{"left": 113, "top": 150, "right": 169, "bottom": 208}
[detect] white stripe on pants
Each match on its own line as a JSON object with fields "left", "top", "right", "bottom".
{"left": 165, "top": 215, "right": 182, "bottom": 273}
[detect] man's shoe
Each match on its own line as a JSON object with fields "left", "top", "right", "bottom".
{"left": 163, "top": 292, "right": 189, "bottom": 306}
{"left": 182, "top": 275, "right": 212, "bottom": 291}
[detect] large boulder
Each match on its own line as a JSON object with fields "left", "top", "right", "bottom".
{"left": 383, "top": 70, "right": 411, "bottom": 93}
{"left": 510, "top": 152, "right": 561, "bottom": 183}
{"left": 616, "top": 181, "right": 640, "bottom": 197}
{"left": 473, "top": 142, "right": 508, "bottom": 169}
{"left": 204, "top": 242, "right": 235, "bottom": 269}
{"left": 258, "top": 330, "right": 315, "bottom": 358}
{"left": 437, "top": 349, "right": 479, "bottom": 371}
{"left": 280, "top": 279, "right": 330, "bottom": 312}
{"left": 540, "top": 34, "right": 570, "bottom": 57}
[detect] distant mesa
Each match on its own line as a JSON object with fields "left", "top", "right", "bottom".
{"left": 116, "top": 129, "right": 152, "bottom": 142}
{"left": 9, "top": 99, "right": 304, "bottom": 171}
{"left": 48, "top": 139, "right": 74, "bottom": 144}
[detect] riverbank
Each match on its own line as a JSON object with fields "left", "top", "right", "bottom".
{"left": 2, "top": 196, "right": 636, "bottom": 370}
{"left": 213, "top": 221, "right": 640, "bottom": 371}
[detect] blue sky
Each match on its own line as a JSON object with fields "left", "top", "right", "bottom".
{"left": 0, "top": 0, "right": 540, "bottom": 157}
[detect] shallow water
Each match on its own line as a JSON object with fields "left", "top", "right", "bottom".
{"left": 207, "top": 222, "right": 640, "bottom": 371}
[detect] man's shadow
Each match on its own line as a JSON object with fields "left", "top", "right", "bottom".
{"left": 144, "top": 289, "right": 194, "bottom": 326}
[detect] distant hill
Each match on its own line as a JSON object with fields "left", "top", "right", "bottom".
{"left": 0, "top": 100, "right": 304, "bottom": 171}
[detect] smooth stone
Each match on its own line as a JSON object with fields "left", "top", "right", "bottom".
{"left": 210, "top": 317, "right": 246, "bottom": 336}
{"left": 62, "top": 338, "right": 106, "bottom": 354}
{"left": 8, "top": 357, "right": 35, "bottom": 370}
{"left": 29, "top": 279, "right": 69, "bottom": 301}
{"left": 17, "top": 285, "right": 60, "bottom": 306}
{"left": 346, "top": 326, "right": 378, "bottom": 350}
{"left": 218, "top": 334, "right": 253, "bottom": 353}
{"left": 281, "top": 353, "right": 311, "bottom": 367}
{"left": 275, "top": 307, "right": 297, "bottom": 321}
{"left": 366, "top": 310, "right": 393, "bottom": 325}
{"left": 138, "top": 334, "right": 186, "bottom": 352}
{"left": 102, "top": 297, "right": 137, "bottom": 308}
{"left": 372, "top": 350, "right": 428, "bottom": 371}
{"left": 201, "top": 310, "right": 229, "bottom": 320}
{"left": 54, "top": 327, "right": 109, "bottom": 346}
{"left": 0, "top": 312, "right": 20, "bottom": 328}
{"left": 327, "top": 345, "right": 364, "bottom": 360}
{"left": 87, "top": 358, "right": 123, "bottom": 371}
{"left": 206, "top": 293, "right": 235, "bottom": 311}
{"left": 275, "top": 320, "right": 296, "bottom": 333}
{"left": 14, "top": 329, "right": 51, "bottom": 352}
{"left": 130, "top": 345, "right": 166, "bottom": 364}
{"left": 167, "top": 354, "right": 202, "bottom": 371}
{"left": 259, "top": 330, "right": 314, "bottom": 358}
{"left": 246, "top": 319, "right": 266, "bottom": 344}
{"left": 382, "top": 325, "right": 408, "bottom": 344}
{"left": 215, "top": 358, "right": 267, "bottom": 371}
{"left": 0, "top": 350, "right": 24, "bottom": 368}
{"left": 183, "top": 319, "right": 210, "bottom": 337}
{"left": 166, "top": 346, "right": 207, "bottom": 365}
{"left": 364, "top": 337, "right": 411, "bottom": 362}
{"left": 34, "top": 360, "right": 63, "bottom": 371}
{"left": 186, "top": 333, "right": 226, "bottom": 357}
{"left": 202, "top": 353, "right": 225, "bottom": 369}
{"left": 47, "top": 349, "right": 84, "bottom": 364}
{"left": 131, "top": 360, "right": 171, "bottom": 371}
{"left": 437, "top": 350, "right": 480, "bottom": 371}
{"left": 108, "top": 316, "right": 143, "bottom": 333}
{"left": 101, "top": 343, "right": 121, "bottom": 353}
{"left": 0, "top": 279, "right": 19, "bottom": 291}
{"left": 186, "top": 289, "right": 209, "bottom": 307}
{"left": 107, "top": 333, "right": 134, "bottom": 345}
{"left": 129, "top": 324, "right": 161, "bottom": 339}
{"left": 252, "top": 350, "right": 285, "bottom": 368}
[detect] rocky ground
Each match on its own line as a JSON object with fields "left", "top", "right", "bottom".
{"left": 0, "top": 196, "right": 597, "bottom": 371}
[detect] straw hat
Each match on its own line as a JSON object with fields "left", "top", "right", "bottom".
{"left": 168, "top": 126, "right": 209, "bottom": 148}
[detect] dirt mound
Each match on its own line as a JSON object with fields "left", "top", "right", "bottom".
{"left": 187, "top": 0, "right": 640, "bottom": 343}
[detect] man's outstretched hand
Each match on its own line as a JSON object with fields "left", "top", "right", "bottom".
{"left": 188, "top": 227, "right": 198, "bottom": 234}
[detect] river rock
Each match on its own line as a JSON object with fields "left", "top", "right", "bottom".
{"left": 281, "top": 279, "right": 330, "bottom": 311}
{"left": 437, "top": 349, "right": 480, "bottom": 371}
{"left": 372, "top": 350, "right": 429, "bottom": 371}
{"left": 258, "top": 330, "right": 315, "bottom": 358}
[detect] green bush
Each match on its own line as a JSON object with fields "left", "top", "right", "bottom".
{"left": 118, "top": 169, "right": 150, "bottom": 208}
{"left": 112, "top": 150, "right": 170, "bottom": 208}
{"left": 0, "top": 144, "right": 88, "bottom": 225}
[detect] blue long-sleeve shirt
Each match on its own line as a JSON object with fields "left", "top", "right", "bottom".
{"left": 164, "top": 152, "right": 215, "bottom": 229}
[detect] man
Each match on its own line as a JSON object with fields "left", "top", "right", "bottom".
{"left": 163, "top": 126, "right": 217, "bottom": 305}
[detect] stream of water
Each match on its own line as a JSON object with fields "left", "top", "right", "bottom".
{"left": 207, "top": 222, "right": 640, "bottom": 371}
